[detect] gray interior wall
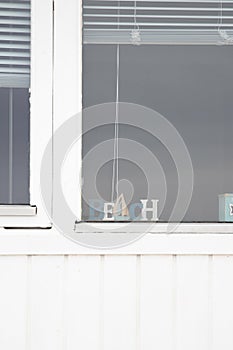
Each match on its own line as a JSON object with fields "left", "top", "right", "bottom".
{"left": 83, "top": 45, "right": 233, "bottom": 222}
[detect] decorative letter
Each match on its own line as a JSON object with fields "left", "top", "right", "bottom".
{"left": 129, "top": 202, "right": 143, "bottom": 221}
{"left": 103, "top": 202, "right": 114, "bottom": 221}
{"left": 113, "top": 194, "right": 130, "bottom": 221}
{"left": 89, "top": 199, "right": 104, "bottom": 221}
{"left": 140, "top": 199, "right": 159, "bottom": 221}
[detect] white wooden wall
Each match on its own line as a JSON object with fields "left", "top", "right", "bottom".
{"left": 0, "top": 254, "right": 233, "bottom": 350}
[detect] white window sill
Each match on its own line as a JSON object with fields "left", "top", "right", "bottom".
{"left": 74, "top": 222, "right": 233, "bottom": 234}
{"left": 0, "top": 205, "right": 37, "bottom": 216}
{"left": 0, "top": 223, "right": 233, "bottom": 255}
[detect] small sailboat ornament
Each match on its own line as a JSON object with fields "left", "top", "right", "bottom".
{"left": 113, "top": 193, "right": 130, "bottom": 221}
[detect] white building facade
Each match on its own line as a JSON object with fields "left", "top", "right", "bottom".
{"left": 0, "top": 1, "right": 233, "bottom": 349}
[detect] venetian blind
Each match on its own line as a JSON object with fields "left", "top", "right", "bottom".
{"left": 83, "top": 0, "right": 233, "bottom": 45}
{"left": 0, "top": 0, "right": 30, "bottom": 88}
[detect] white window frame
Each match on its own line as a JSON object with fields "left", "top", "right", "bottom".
{"left": 0, "top": 0, "right": 53, "bottom": 228}
{"left": 53, "top": 0, "right": 233, "bottom": 234}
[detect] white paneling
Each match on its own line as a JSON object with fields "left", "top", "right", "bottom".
{"left": 0, "top": 254, "right": 233, "bottom": 349}
{"left": 0, "top": 256, "right": 27, "bottom": 350}
{"left": 176, "top": 255, "right": 209, "bottom": 350}
{"left": 64, "top": 255, "right": 101, "bottom": 350}
{"left": 140, "top": 255, "right": 174, "bottom": 350}
{"left": 28, "top": 256, "right": 64, "bottom": 350}
{"left": 212, "top": 256, "right": 233, "bottom": 350}
{"left": 103, "top": 255, "right": 137, "bottom": 350}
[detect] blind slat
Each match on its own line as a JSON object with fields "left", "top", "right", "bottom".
{"left": 0, "top": 19, "right": 30, "bottom": 25}
{"left": 0, "top": 43, "right": 29, "bottom": 49}
{"left": 0, "top": 51, "right": 29, "bottom": 57}
{"left": 84, "top": 6, "right": 233, "bottom": 11}
{"left": 0, "top": 74, "right": 29, "bottom": 88}
{"left": 0, "top": 2, "right": 30, "bottom": 9}
{"left": 0, "top": 27, "right": 30, "bottom": 33}
{"left": 86, "top": 0, "right": 233, "bottom": 2}
{"left": 0, "top": 67, "right": 29, "bottom": 73}
{"left": 85, "top": 22, "right": 233, "bottom": 27}
{"left": 0, "top": 10, "right": 30, "bottom": 17}
{"left": 0, "top": 59, "right": 30, "bottom": 65}
{"left": 0, "top": 1, "right": 30, "bottom": 88}
{"left": 84, "top": 14, "right": 233, "bottom": 20}
{"left": 84, "top": 28, "right": 233, "bottom": 44}
{"left": 0, "top": 35, "right": 30, "bottom": 41}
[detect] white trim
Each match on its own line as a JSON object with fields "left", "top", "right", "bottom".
{"left": 53, "top": 0, "right": 82, "bottom": 220}
{"left": 29, "top": 0, "right": 53, "bottom": 226}
{"left": 0, "top": 205, "right": 36, "bottom": 216}
{"left": 1, "top": 225, "right": 233, "bottom": 255}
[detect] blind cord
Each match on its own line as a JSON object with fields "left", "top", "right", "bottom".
{"left": 131, "top": 0, "right": 141, "bottom": 45}
{"left": 111, "top": 2, "right": 120, "bottom": 204}
{"left": 111, "top": 43, "right": 120, "bottom": 203}
{"left": 218, "top": 0, "right": 233, "bottom": 43}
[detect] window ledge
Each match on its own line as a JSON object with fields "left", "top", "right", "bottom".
{"left": 74, "top": 222, "right": 233, "bottom": 234}
{"left": 0, "top": 224, "right": 233, "bottom": 255}
{"left": 0, "top": 205, "right": 37, "bottom": 216}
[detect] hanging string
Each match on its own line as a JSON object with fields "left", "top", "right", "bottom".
{"left": 115, "top": 44, "right": 120, "bottom": 201}
{"left": 111, "top": 44, "right": 120, "bottom": 204}
{"left": 218, "top": 0, "right": 233, "bottom": 44}
{"left": 134, "top": 0, "right": 137, "bottom": 29}
{"left": 218, "top": 0, "right": 223, "bottom": 30}
{"left": 111, "top": 2, "right": 121, "bottom": 204}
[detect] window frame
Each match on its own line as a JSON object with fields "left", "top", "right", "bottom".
{"left": 0, "top": 0, "right": 53, "bottom": 228}
{"left": 79, "top": 3, "right": 233, "bottom": 228}
{"left": 59, "top": 0, "right": 233, "bottom": 231}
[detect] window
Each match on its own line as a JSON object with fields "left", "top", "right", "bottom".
{"left": 0, "top": 0, "right": 53, "bottom": 227}
{"left": 81, "top": 0, "right": 233, "bottom": 223}
{"left": 0, "top": 0, "right": 30, "bottom": 205}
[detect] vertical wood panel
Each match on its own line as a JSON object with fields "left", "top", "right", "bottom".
{"left": 103, "top": 255, "right": 137, "bottom": 350}
{"left": 28, "top": 256, "right": 64, "bottom": 350}
{"left": 140, "top": 255, "right": 174, "bottom": 350}
{"left": 212, "top": 256, "right": 233, "bottom": 350}
{"left": 176, "top": 255, "right": 209, "bottom": 350}
{"left": 1, "top": 253, "right": 233, "bottom": 350}
{"left": 0, "top": 256, "right": 27, "bottom": 350}
{"left": 64, "top": 255, "right": 101, "bottom": 350}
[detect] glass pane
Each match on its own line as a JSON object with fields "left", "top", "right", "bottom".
{"left": 82, "top": 45, "right": 233, "bottom": 222}
{"left": 0, "top": 88, "right": 30, "bottom": 204}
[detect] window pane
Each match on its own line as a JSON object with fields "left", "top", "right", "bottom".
{"left": 82, "top": 45, "right": 233, "bottom": 222}
{"left": 0, "top": 88, "right": 30, "bottom": 204}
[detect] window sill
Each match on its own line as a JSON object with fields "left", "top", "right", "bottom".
{"left": 74, "top": 222, "right": 233, "bottom": 234}
{"left": 0, "top": 205, "right": 37, "bottom": 216}
{"left": 0, "top": 223, "right": 233, "bottom": 255}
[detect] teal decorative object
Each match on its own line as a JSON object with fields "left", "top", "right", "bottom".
{"left": 219, "top": 194, "right": 233, "bottom": 222}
